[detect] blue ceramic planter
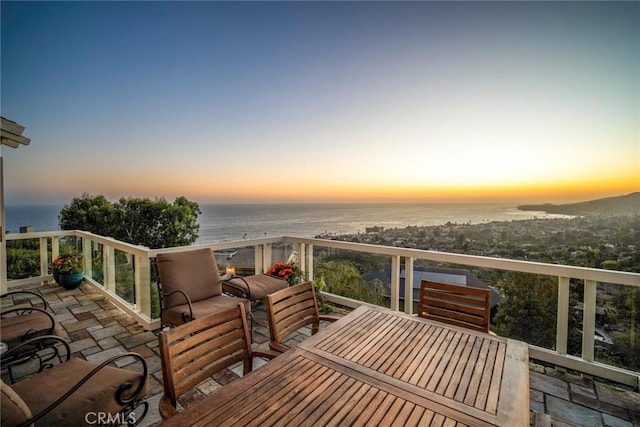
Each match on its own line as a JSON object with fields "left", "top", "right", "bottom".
{"left": 54, "top": 272, "right": 84, "bottom": 290}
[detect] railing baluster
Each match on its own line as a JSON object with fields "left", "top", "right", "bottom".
{"left": 390, "top": 255, "right": 401, "bottom": 311}
{"left": 556, "top": 276, "right": 570, "bottom": 355}
{"left": 404, "top": 257, "right": 414, "bottom": 315}
{"left": 105, "top": 244, "right": 116, "bottom": 294}
{"left": 582, "top": 279, "right": 598, "bottom": 362}
{"left": 39, "top": 236, "right": 48, "bottom": 277}
{"left": 135, "top": 254, "right": 152, "bottom": 320}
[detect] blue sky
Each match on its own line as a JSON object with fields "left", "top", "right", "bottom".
{"left": 2, "top": 1, "right": 638, "bottom": 205}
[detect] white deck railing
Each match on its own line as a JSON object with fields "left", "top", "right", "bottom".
{"left": 5, "top": 230, "right": 640, "bottom": 388}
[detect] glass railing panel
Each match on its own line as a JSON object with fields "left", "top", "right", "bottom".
{"left": 595, "top": 283, "right": 639, "bottom": 372}
{"left": 115, "top": 249, "right": 135, "bottom": 304}
{"left": 215, "top": 247, "right": 255, "bottom": 276}
{"left": 6, "top": 238, "right": 41, "bottom": 280}
{"left": 90, "top": 241, "right": 104, "bottom": 285}
{"left": 313, "top": 245, "right": 389, "bottom": 308}
{"left": 491, "top": 272, "right": 566, "bottom": 352}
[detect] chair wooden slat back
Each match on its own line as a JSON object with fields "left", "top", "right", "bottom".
{"left": 158, "top": 304, "right": 252, "bottom": 414}
{"left": 418, "top": 280, "right": 491, "bottom": 333}
{"left": 265, "top": 282, "right": 321, "bottom": 351}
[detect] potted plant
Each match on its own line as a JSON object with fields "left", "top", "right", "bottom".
{"left": 52, "top": 250, "right": 84, "bottom": 289}
{"left": 266, "top": 262, "right": 303, "bottom": 286}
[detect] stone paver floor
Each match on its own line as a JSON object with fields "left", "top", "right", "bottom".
{"left": 3, "top": 281, "right": 639, "bottom": 426}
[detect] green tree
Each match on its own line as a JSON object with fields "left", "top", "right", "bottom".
{"left": 314, "top": 260, "right": 385, "bottom": 306}
{"left": 493, "top": 272, "right": 580, "bottom": 352}
{"left": 58, "top": 194, "right": 115, "bottom": 236}
{"left": 59, "top": 194, "right": 200, "bottom": 249}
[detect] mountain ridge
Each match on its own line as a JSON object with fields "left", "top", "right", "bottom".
{"left": 517, "top": 192, "right": 639, "bottom": 215}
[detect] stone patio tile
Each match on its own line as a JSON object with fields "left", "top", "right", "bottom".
{"left": 212, "top": 368, "right": 240, "bottom": 386}
{"left": 93, "top": 308, "right": 123, "bottom": 320}
{"left": 54, "top": 312, "right": 76, "bottom": 322}
{"left": 530, "top": 370, "right": 570, "bottom": 400}
{"left": 99, "top": 318, "right": 119, "bottom": 327}
{"left": 69, "top": 337, "right": 98, "bottom": 354}
{"left": 572, "top": 392, "right": 631, "bottom": 421}
{"left": 98, "top": 336, "right": 120, "bottom": 350}
{"left": 601, "top": 413, "right": 633, "bottom": 427}
{"left": 547, "top": 395, "right": 603, "bottom": 427}
{"left": 131, "top": 344, "right": 155, "bottom": 359}
{"left": 74, "top": 311, "right": 94, "bottom": 321}
{"left": 530, "top": 388, "right": 544, "bottom": 403}
{"left": 143, "top": 354, "right": 163, "bottom": 376}
{"left": 137, "top": 392, "right": 163, "bottom": 427}
{"left": 530, "top": 399, "right": 545, "bottom": 413}
{"left": 595, "top": 382, "right": 640, "bottom": 412}
{"left": 196, "top": 377, "right": 222, "bottom": 395}
{"left": 62, "top": 318, "right": 100, "bottom": 332}
{"left": 68, "top": 328, "right": 91, "bottom": 341}
{"left": 81, "top": 346, "right": 102, "bottom": 357}
{"left": 84, "top": 346, "right": 130, "bottom": 364}
{"left": 119, "top": 331, "right": 158, "bottom": 349}
{"left": 89, "top": 323, "right": 127, "bottom": 341}
{"left": 70, "top": 303, "right": 99, "bottom": 314}
{"left": 571, "top": 382, "right": 597, "bottom": 400}
{"left": 49, "top": 299, "right": 80, "bottom": 311}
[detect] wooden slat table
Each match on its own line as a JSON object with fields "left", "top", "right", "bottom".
{"left": 160, "top": 305, "right": 529, "bottom": 427}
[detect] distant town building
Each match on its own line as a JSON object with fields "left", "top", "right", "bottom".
{"left": 365, "top": 226, "right": 384, "bottom": 233}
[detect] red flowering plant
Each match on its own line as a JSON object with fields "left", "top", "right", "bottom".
{"left": 266, "top": 262, "right": 303, "bottom": 286}
{"left": 51, "top": 251, "right": 83, "bottom": 275}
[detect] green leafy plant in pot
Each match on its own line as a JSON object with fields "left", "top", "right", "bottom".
{"left": 52, "top": 251, "right": 84, "bottom": 289}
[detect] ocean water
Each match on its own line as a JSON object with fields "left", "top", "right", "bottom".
{"left": 5, "top": 203, "right": 570, "bottom": 244}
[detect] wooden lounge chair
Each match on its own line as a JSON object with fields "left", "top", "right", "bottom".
{"left": 155, "top": 248, "right": 251, "bottom": 327}
{"left": 158, "top": 304, "right": 277, "bottom": 420}
{"left": 1, "top": 291, "right": 57, "bottom": 351}
{"left": 265, "top": 281, "right": 340, "bottom": 353}
{"left": 1, "top": 336, "right": 148, "bottom": 426}
{"left": 417, "top": 280, "right": 491, "bottom": 333}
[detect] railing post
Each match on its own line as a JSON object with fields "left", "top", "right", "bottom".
{"left": 307, "top": 244, "right": 314, "bottom": 282}
{"left": 557, "top": 276, "right": 570, "bottom": 355}
{"left": 298, "top": 243, "right": 306, "bottom": 279}
{"left": 39, "top": 237, "right": 48, "bottom": 277}
{"left": 135, "top": 253, "right": 152, "bottom": 320}
{"left": 259, "top": 244, "right": 269, "bottom": 274}
{"left": 105, "top": 245, "right": 116, "bottom": 293}
{"left": 404, "top": 257, "right": 414, "bottom": 315}
{"left": 582, "top": 279, "right": 597, "bottom": 362}
{"left": 390, "top": 255, "right": 401, "bottom": 311}
{"left": 52, "top": 236, "right": 60, "bottom": 261}
{"left": 82, "top": 236, "right": 91, "bottom": 277}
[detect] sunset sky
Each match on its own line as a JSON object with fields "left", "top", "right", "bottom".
{"left": 1, "top": 1, "right": 638, "bottom": 205}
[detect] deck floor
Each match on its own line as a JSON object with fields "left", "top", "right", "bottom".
{"left": 3, "top": 281, "right": 639, "bottom": 427}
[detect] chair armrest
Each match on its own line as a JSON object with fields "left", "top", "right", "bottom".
{"left": 268, "top": 342, "right": 289, "bottom": 354}
{"left": 2, "top": 334, "right": 70, "bottom": 359}
{"left": 25, "top": 352, "right": 148, "bottom": 426}
{"left": 0, "top": 306, "right": 56, "bottom": 327}
{"left": 221, "top": 276, "right": 252, "bottom": 300}
{"left": 1, "top": 290, "right": 49, "bottom": 311}
{"left": 159, "top": 395, "right": 180, "bottom": 420}
{"left": 1, "top": 335, "right": 71, "bottom": 380}
{"left": 319, "top": 315, "right": 341, "bottom": 323}
{"left": 252, "top": 349, "right": 280, "bottom": 360}
{"left": 161, "top": 290, "right": 194, "bottom": 322}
